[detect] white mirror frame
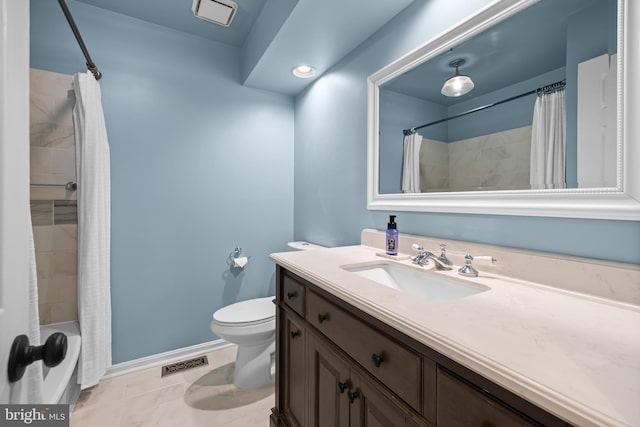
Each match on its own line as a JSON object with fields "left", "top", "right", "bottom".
{"left": 367, "top": 0, "right": 640, "bottom": 220}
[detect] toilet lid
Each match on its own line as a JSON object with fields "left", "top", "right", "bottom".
{"left": 213, "top": 297, "right": 275, "bottom": 325}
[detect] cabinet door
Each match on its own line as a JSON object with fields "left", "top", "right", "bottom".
{"left": 283, "top": 314, "right": 306, "bottom": 427}
{"left": 307, "top": 332, "right": 350, "bottom": 427}
{"left": 350, "top": 370, "right": 427, "bottom": 427}
{"left": 437, "top": 367, "right": 536, "bottom": 427}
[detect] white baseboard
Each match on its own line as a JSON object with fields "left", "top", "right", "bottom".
{"left": 103, "top": 339, "right": 234, "bottom": 380}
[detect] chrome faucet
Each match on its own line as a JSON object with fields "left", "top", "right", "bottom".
{"left": 411, "top": 246, "right": 429, "bottom": 266}
{"left": 412, "top": 244, "right": 453, "bottom": 270}
{"left": 458, "top": 254, "right": 479, "bottom": 277}
{"left": 436, "top": 243, "right": 453, "bottom": 269}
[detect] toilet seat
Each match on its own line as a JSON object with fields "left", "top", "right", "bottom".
{"left": 212, "top": 296, "right": 274, "bottom": 327}
{"left": 210, "top": 296, "right": 277, "bottom": 389}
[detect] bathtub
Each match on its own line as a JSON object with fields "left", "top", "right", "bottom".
{"left": 40, "top": 321, "right": 82, "bottom": 405}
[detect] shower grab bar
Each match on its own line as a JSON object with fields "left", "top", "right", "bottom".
{"left": 31, "top": 181, "right": 77, "bottom": 192}
{"left": 58, "top": 0, "right": 102, "bottom": 81}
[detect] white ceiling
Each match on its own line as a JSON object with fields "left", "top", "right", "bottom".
{"left": 74, "top": 0, "right": 415, "bottom": 96}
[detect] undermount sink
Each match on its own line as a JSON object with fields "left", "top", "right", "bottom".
{"left": 344, "top": 262, "right": 488, "bottom": 302}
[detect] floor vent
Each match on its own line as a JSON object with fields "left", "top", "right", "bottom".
{"left": 161, "top": 355, "right": 208, "bottom": 377}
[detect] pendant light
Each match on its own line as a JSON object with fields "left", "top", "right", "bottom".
{"left": 441, "top": 59, "right": 474, "bottom": 97}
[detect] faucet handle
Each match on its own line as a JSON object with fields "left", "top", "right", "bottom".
{"left": 438, "top": 243, "right": 453, "bottom": 267}
{"left": 411, "top": 244, "right": 427, "bottom": 266}
{"left": 472, "top": 255, "right": 496, "bottom": 264}
{"left": 458, "top": 254, "right": 479, "bottom": 277}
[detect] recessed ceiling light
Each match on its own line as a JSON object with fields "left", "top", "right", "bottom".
{"left": 292, "top": 65, "right": 316, "bottom": 78}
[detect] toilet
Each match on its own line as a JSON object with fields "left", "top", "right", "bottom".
{"left": 210, "top": 241, "right": 324, "bottom": 389}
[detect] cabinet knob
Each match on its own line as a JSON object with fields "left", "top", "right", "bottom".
{"left": 287, "top": 291, "right": 297, "bottom": 299}
{"left": 371, "top": 353, "right": 384, "bottom": 367}
{"left": 348, "top": 390, "right": 359, "bottom": 404}
{"left": 338, "top": 381, "right": 348, "bottom": 394}
{"left": 290, "top": 330, "right": 301, "bottom": 339}
{"left": 317, "top": 313, "right": 329, "bottom": 323}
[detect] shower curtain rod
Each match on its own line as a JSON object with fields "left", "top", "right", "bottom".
{"left": 58, "top": 0, "right": 102, "bottom": 80}
{"left": 403, "top": 78, "right": 566, "bottom": 135}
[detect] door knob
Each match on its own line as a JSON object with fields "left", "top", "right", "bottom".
{"left": 7, "top": 333, "right": 67, "bottom": 383}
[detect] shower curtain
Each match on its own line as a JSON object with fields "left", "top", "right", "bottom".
{"left": 26, "top": 210, "right": 44, "bottom": 403}
{"left": 530, "top": 90, "right": 566, "bottom": 189}
{"left": 402, "top": 132, "right": 422, "bottom": 193}
{"left": 73, "top": 71, "right": 112, "bottom": 389}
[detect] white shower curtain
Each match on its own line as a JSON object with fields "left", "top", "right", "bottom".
{"left": 26, "top": 210, "right": 44, "bottom": 403}
{"left": 530, "top": 90, "right": 566, "bottom": 189}
{"left": 402, "top": 132, "right": 422, "bottom": 193}
{"left": 73, "top": 71, "right": 112, "bottom": 389}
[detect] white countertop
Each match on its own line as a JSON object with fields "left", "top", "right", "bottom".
{"left": 270, "top": 245, "right": 640, "bottom": 427}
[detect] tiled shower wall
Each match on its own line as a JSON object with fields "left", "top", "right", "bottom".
{"left": 30, "top": 68, "right": 78, "bottom": 325}
{"left": 419, "top": 126, "right": 532, "bottom": 192}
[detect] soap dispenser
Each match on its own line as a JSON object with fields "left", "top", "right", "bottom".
{"left": 386, "top": 215, "right": 398, "bottom": 256}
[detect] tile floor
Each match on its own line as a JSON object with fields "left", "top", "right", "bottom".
{"left": 70, "top": 346, "right": 274, "bottom": 427}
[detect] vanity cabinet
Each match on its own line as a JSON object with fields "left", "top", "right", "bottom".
{"left": 271, "top": 266, "right": 570, "bottom": 427}
{"left": 436, "top": 367, "right": 535, "bottom": 427}
{"left": 306, "top": 329, "right": 425, "bottom": 427}
{"left": 282, "top": 313, "right": 306, "bottom": 427}
{"left": 306, "top": 288, "right": 423, "bottom": 412}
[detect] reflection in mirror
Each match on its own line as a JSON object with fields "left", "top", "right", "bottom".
{"left": 378, "top": 0, "right": 617, "bottom": 194}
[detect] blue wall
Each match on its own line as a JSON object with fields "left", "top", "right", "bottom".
{"left": 293, "top": 0, "right": 640, "bottom": 264}
{"left": 31, "top": 0, "right": 294, "bottom": 363}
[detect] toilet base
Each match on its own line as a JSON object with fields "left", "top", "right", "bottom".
{"left": 234, "top": 339, "right": 276, "bottom": 389}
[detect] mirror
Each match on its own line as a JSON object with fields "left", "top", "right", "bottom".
{"left": 367, "top": 0, "right": 640, "bottom": 220}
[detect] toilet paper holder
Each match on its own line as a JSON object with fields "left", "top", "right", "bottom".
{"left": 228, "top": 247, "right": 249, "bottom": 268}
{"left": 230, "top": 247, "right": 242, "bottom": 259}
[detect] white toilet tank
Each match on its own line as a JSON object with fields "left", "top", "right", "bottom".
{"left": 287, "top": 241, "right": 325, "bottom": 251}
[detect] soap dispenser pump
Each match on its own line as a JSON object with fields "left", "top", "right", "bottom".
{"left": 386, "top": 215, "right": 398, "bottom": 256}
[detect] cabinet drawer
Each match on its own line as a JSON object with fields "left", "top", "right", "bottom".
{"left": 306, "top": 290, "right": 422, "bottom": 412}
{"left": 437, "top": 367, "right": 536, "bottom": 427}
{"left": 282, "top": 274, "right": 305, "bottom": 317}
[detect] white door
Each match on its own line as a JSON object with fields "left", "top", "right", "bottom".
{"left": 0, "top": 0, "right": 31, "bottom": 403}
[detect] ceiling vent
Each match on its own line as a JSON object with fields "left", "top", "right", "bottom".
{"left": 192, "top": 0, "right": 238, "bottom": 27}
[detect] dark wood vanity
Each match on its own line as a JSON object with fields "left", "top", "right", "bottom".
{"left": 270, "top": 266, "right": 571, "bottom": 427}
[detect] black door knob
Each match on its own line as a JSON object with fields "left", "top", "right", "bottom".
{"left": 7, "top": 333, "right": 67, "bottom": 383}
